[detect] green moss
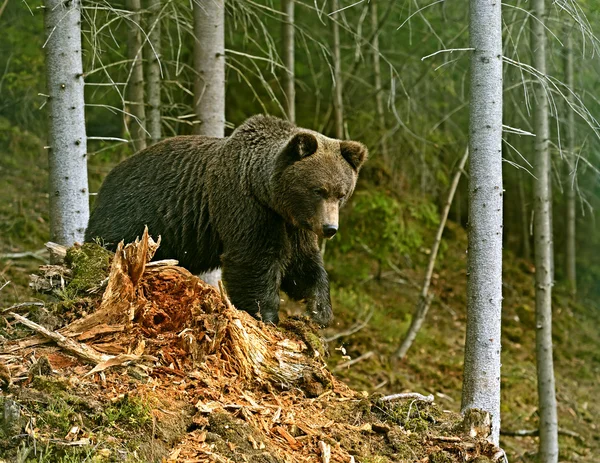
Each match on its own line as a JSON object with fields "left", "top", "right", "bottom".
{"left": 428, "top": 450, "right": 454, "bottom": 463}
{"left": 373, "top": 399, "right": 444, "bottom": 433}
{"left": 61, "top": 243, "right": 112, "bottom": 298}
{"left": 279, "top": 315, "right": 327, "bottom": 359}
{"left": 103, "top": 395, "right": 152, "bottom": 429}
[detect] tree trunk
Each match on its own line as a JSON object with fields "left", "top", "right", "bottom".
{"left": 193, "top": 0, "right": 225, "bottom": 287}
{"left": 44, "top": 0, "right": 90, "bottom": 246}
{"left": 564, "top": 30, "right": 577, "bottom": 298}
{"left": 126, "top": 0, "right": 147, "bottom": 153}
{"left": 331, "top": 0, "right": 344, "bottom": 139}
{"left": 371, "top": 0, "right": 387, "bottom": 160}
{"left": 461, "top": 0, "right": 503, "bottom": 446}
{"left": 396, "top": 148, "right": 468, "bottom": 359}
{"left": 519, "top": 171, "right": 531, "bottom": 261}
{"left": 531, "top": 1, "right": 559, "bottom": 461}
{"left": 193, "top": 0, "right": 225, "bottom": 136}
{"left": 144, "top": 0, "right": 162, "bottom": 145}
{"left": 282, "top": 0, "right": 295, "bottom": 123}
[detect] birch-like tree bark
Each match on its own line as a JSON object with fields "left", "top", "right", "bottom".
{"left": 193, "top": 0, "right": 225, "bottom": 287}
{"left": 331, "top": 0, "right": 344, "bottom": 139}
{"left": 461, "top": 0, "right": 503, "bottom": 446}
{"left": 531, "top": 1, "right": 559, "bottom": 460}
{"left": 144, "top": 0, "right": 162, "bottom": 144}
{"left": 126, "top": 0, "right": 147, "bottom": 152}
{"left": 44, "top": 0, "right": 90, "bottom": 246}
{"left": 371, "top": 0, "right": 387, "bottom": 159}
{"left": 282, "top": 0, "right": 295, "bottom": 123}
{"left": 193, "top": 0, "right": 225, "bottom": 136}
{"left": 396, "top": 148, "right": 468, "bottom": 359}
{"left": 564, "top": 31, "right": 577, "bottom": 298}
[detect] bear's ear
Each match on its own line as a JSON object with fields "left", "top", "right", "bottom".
{"left": 281, "top": 132, "right": 318, "bottom": 163}
{"left": 340, "top": 141, "right": 368, "bottom": 171}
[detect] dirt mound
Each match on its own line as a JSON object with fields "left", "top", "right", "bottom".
{"left": 0, "top": 229, "right": 502, "bottom": 462}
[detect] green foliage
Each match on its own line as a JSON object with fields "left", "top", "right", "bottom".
{"left": 333, "top": 188, "right": 438, "bottom": 269}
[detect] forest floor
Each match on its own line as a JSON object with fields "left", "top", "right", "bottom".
{"left": 0, "top": 125, "right": 598, "bottom": 462}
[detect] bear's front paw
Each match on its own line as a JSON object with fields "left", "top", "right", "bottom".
{"left": 306, "top": 302, "right": 333, "bottom": 327}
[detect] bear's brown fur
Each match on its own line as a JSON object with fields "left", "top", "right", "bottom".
{"left": 85, "top": 115, "right": 367, "bottom": 325}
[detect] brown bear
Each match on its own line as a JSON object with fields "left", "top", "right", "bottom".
{"left": 85, "top": 115, "right": 367, "bottom": 326}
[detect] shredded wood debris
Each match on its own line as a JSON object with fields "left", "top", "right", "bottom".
{"left": 0, "top": 228, "right": 503, "bottom": 462}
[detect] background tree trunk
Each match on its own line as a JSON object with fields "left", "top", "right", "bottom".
{"left": 44, "top": 0, "right": 90, "bottom": 246}
{"left": 371, "top": 0, "right": 387, "bottom": 160}
{"left": 282, "top": 0, "right": 295, "bottom": 123}
{"left": 461, "top": 0, "right": 503, "bottom": 446}
{"left": 193, "top": 0, "right": 225, "bottom": 287}
{"left": 193, "top": 0, "right": 225, "bottom": 137}
{"left": 564, "top": 30, "right": 577, "bottom": 298}
{"left": 519, "top": 171, "right": 531, "bottom": 261}
{"left": 331, "top": 0, "right": 344, "bottom": 139}
{"left": 126, "top": 0, "right": 147, "bottom": 153}
{"left": 144, "top": 0, "right": 162, "bottom": 145}
{"left": 531, "top": 1, "right": 559, "bottom": 461}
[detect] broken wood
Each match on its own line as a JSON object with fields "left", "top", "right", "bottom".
{"left": 380, "top": 392, "right": 435, "bottom": 403}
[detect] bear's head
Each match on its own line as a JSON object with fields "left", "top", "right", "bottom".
{"left": 273, "top": 131, "right": 368, "bottom": 238}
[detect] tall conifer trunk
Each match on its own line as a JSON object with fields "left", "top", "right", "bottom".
{"left": 145, "top": 0, "right": 162, "bottom": 144}
{"left": 126, "top": 0, "right": 147, "bottom": 152}
{"left": 564, "top": 31, "right": 577, "bottom": 298}
{"left": 193, "top": 0, "right": 225, "bottom": 136}
{"left": 531, "top": 1, "right": 559, "bottom": 460}
{"left": 282, "top": 0, "right": 295, "bottom": 123}
{"left": 44, "top": 0, "right": 90, "bottom": 246}
{"left": 371, "top": 0, "right": 387, "bottom": 159}
{"left": 331, "top": 0, "right": 344, "bottom": 139}
{"left": 461, "top": 0, "right": 503, "bottom": 446}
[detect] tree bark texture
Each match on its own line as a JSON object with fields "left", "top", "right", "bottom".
{"left": 531, "top": 1, "right": 559, "bottom": 461}
{"left": 461, "top": 0, "right": 503, "bottom": 446}
{"left": 44, "top": 0, "right": 90, "bottom": 246}
{"left": 564, "top": 31, "right": 577, "bottom": 298}
{"left": 396, "top": 148, "right": 468, "bottom": 359}
{"left": 126, "top": 0, "right": 147, "bottom": 153}
{"left": 370, "top": 0, "right": 387, "bottom": 159}
{"left": 331, "top": 0, "right": 344, "bottom": 139}
{"left": 144, "top": 0, "right": 162, "bottom": 144}
{"left": 193, "top": 0, "right": 225, "bottom": 137}
{"left": 282, "top": 0, "right": 295, "bottom": 123}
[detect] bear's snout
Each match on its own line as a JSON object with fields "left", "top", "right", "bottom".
{"left": 322, "top": 224, "right": 338, "bottom": 238}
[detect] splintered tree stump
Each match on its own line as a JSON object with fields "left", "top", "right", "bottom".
{"left": 55, "top": 227, "right": 331, "bottom": 393}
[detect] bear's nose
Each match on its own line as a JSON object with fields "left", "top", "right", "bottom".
{"left": 323, "top": 224, "right": 338, "bottom": 238}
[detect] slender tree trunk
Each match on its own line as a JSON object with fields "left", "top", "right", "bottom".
{"left": 193, "top": 0, "right": 225, "bottom": 287}
{"left": 531, "top": 1, "right": 559, "bottom": 461}
{"left": 519, "top": 171, "right": 531, "bottom": 260}
{"left": 144, "top": 0, "right": 162, "bottom": 145}
{"left": 396, "top": 148, "right": 468, "bottom": 359}
{"left": 461, "top": 0, "right": 503, "bottom": 446}
{"left": 193, "top": 0, "right": 225, "bottom": 136}
{"left": 282, "top": 0, "right": 295, "bottom": 123}
{"left": 126, "top": 0, "right": 147, "bottom": 153}
{"left": 331, "top": 0, "right": 344, "bottom": 139}
{"left": 564, "top": 31, "right": 577, "bottom": 298}
{"left": 371, "top": 0, "right": 387, "bottom": 159}
{"left": 44, "top": 0, "right": 90, "bottom": 246}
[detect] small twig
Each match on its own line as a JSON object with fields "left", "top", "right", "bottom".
{"left": 430, "top": 436, "right": 461, "bottom": 442}
{"left": 0, "top": 250, "right": 48, "bottom": 263}
{"left": 9, "top": 312, "right": 109, "bottom": 365}
{"left": 501, "top": 427, "right": 584, "bottom": 442}
{"left": 380, "top": 392, "right": 435, "bottom": 403}
{"left": 318, "top": 440, "right": 331, "bottom": 463}
{"left": 324, "top": 307, "right": 374, "bottom": 342}
{"left": 334, "top": 351, "right": 374, "bottom": 370}
{"left": 2, "top": 302, "right": 45, "bottom": 314}
{"left": 0, "top": 281, "right": 10, "bottom": 292}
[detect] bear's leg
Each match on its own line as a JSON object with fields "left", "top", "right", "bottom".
{"left": 281, "top": 248, "right": 332, "bottom": 327}
{"left": 221, "top": 260, "right": 282, "bottom": 324}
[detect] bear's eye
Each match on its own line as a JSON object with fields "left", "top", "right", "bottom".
{"left": 313, "top": 188, "right": 328, "bottom": 198}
